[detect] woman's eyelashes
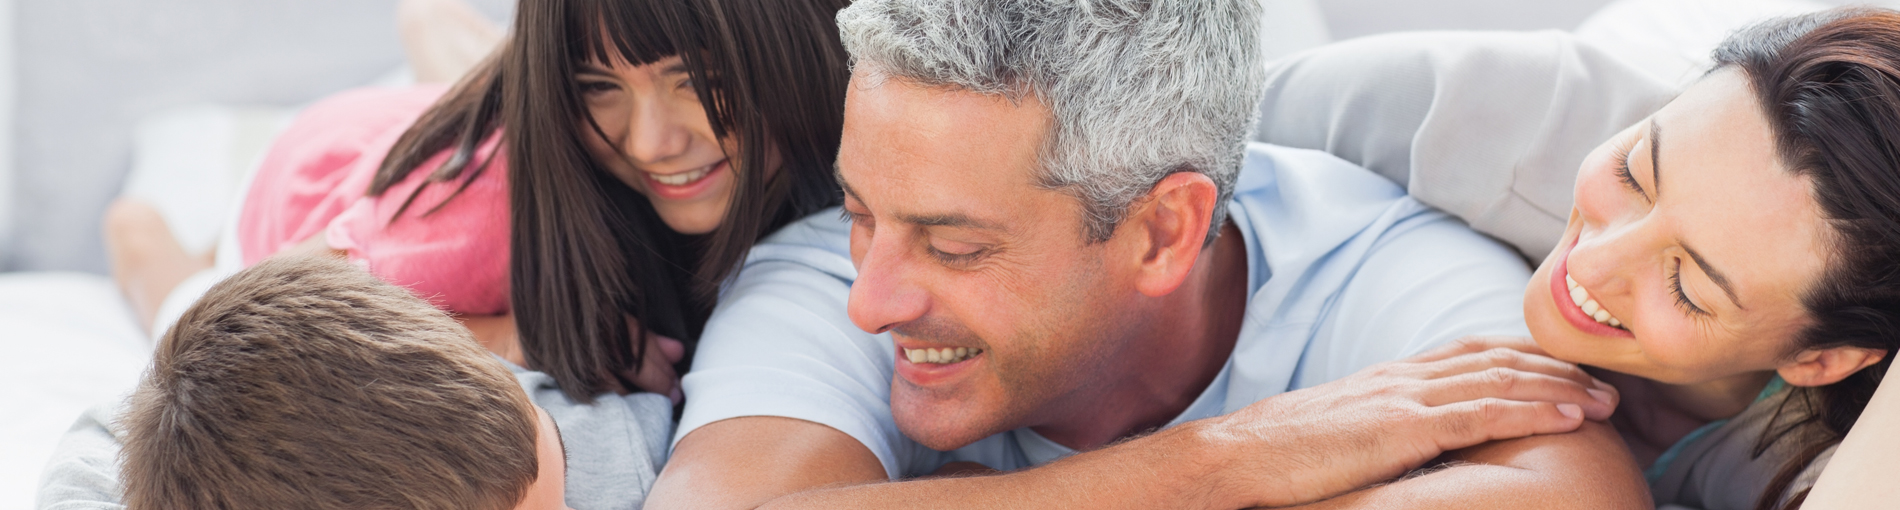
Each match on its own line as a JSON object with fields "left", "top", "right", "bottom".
{"left": 1669, "top": 258, "right": 1710, "bottom": 316}
{"left": 1612, "top": 139, "right": 1649, "bottom": 200}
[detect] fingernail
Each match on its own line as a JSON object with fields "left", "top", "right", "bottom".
{"left": 1558, "top": 403, "right": 1583, "bottom": 420}
{"left": 1587, "top": 388, "right": 1614, "bottom": 406}
{"left": 669, "top": 387, "right": 685, "bottom": 405}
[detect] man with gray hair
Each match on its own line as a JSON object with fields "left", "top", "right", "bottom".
{"left": 649, "top": 0, "right": 1640, "bottom": 508}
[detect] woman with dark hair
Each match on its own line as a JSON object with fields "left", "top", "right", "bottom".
{"left": 106, "top": 0, "right": 850, "bottom": 406}
{"left": 1256, "top": 7, "right": 1900, "bottom": 510}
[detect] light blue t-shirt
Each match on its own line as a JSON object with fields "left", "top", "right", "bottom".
{"left": 675, "top": 143, "right": 1532, "bottom": 479}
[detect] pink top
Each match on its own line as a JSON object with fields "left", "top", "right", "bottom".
{"left": 236, "top": 85, "right": 512, "bottom": 315}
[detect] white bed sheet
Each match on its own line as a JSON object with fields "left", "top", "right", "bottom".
{"left": 0, "top": 273, "right": 147, "bottom": 510}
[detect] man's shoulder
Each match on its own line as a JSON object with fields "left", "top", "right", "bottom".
{"left": 1234, "top": 142, "right": 1410, "bottom": 212}
{"left": 739, "top": 207, "right": 858, "bottom": 285}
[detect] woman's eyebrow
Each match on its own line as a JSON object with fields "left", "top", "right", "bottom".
{"left": 1683, "top": 244, "right": 1743, "bottom": 310}
{"left": 1650, "top": 121, "right": 1664, "bottom": 198}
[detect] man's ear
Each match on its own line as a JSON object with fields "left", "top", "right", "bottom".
{"left": 1122, "top": 172, "right": 1219, "bottom": 298}
{"left": 1778, "top": 346, "right": 1889, "bottom": 387}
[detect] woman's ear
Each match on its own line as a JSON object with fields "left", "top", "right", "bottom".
{"left": 1778, "top": 346, "right": 1889, "bottom": 387}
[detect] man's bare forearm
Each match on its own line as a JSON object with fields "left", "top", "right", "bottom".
{"left": 757, "top": 420, "right": 1247, "bottom": 510}
{"left": 1285, "top": 422, "right": 1649, "bottom": 510}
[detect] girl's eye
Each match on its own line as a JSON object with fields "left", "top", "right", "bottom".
{"left": 578, "top": 81, "right": 619, "bottom": 94}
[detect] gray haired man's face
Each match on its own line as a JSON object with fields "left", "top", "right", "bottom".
{"left": 834, "top": 72, "right": 1154, "bottom": 451}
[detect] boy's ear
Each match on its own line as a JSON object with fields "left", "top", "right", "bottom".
{"left": 1777, "top": 346, "right": 1888, "bottom": 387}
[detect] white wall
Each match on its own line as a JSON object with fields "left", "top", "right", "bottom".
{"left": 1317, "top": 0, "right": 1616, "bottom": 41}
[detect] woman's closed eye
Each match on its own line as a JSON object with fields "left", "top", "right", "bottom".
{"left": 1613, "top": 139, "right": 1650, "bottom": 200}
{"left": 1669, "top": 258, "right": 1710, "bottom": 316}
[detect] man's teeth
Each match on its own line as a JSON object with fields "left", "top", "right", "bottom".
{"left": 1565, "top": 274, "right": 1625, "bottom": 329}
{"left": 904, "top": 347, "right": 982, "bottom": 365}
{"left": 648, "top": 165, "right": 714, "bottom": 186}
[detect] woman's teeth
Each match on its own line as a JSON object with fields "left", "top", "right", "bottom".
{"left": 905, "top": 347, "right": 982, "bottom": 365}
{"left": 648, "top": 165, "right": 714, "bottom": 186}
{"left": 1565, "top": 274, "right": 1626, "bottom": 330}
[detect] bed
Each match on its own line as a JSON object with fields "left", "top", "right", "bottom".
{"left": 0, "top": 0, "right": 1864, "bottom": 507}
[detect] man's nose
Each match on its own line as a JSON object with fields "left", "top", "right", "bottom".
{"left": 848, "top": 236, "right": 931, "bottom": 335}
{"left": 621, "top": 98, "right": 692, "bottom": 166}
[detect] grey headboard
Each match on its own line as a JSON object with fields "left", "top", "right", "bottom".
{"left": 6, "top": 0, "right": 511, "bottom": 272}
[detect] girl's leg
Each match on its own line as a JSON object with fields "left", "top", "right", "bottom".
{"left": 103, "top": 197, "right": 212, "bottom": 333}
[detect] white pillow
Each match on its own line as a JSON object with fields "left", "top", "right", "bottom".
{"left": 119, "top": 105, "right": 296, "bottom": 256}
{"left": 1575, "top": 0, "right": 1830, "bottom": 88}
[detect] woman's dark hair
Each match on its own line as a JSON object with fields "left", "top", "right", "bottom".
{"left": 1712, "top": 8, "right": 1900, "bottom": 509}
{"left": 365, "top": 0, "right": 850, "bottom": 403}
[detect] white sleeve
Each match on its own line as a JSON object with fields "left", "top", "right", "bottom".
{"left": 674, "top": 257, "right": 915, "bottom": 480}
{"left": 1255, "top": 30, "right": 1672, "bottom": 261}
{"left": 1292, "top": 209, "right": 1533, "bottom": 390}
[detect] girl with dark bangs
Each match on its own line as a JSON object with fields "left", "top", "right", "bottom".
{"left": 374, "top": 0, "right": 852, "bottom": 403}
{"left": 106, "top": 0, "right": 850, "bottom": 405}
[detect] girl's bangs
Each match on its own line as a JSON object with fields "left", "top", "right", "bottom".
{"left": 571, "top": 0, "right": 699, "bottom": 66}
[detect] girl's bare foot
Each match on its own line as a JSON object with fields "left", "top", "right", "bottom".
{"left": 103, "top": 198, "right": 212, "bottom": 334}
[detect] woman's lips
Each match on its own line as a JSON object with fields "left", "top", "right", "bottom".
{"left": 642, "top": 159, "right": 727, "bottom": 201}
{"left": 1550, "top": 242, "right": 1635, "bottom": 338}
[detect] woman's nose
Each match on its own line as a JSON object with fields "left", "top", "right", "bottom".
{"left": 1567, "top": 223, "right": 1653, "bottom": 297}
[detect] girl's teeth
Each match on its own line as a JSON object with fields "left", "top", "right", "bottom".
{"left": 649, "top": 165, "right": 713, "bottom": 186}
{"left": 1565, "top": 273, "right": 1627, "bottom": 330}
{"left": 903, "top": 347, "right": 983, "bottom": 365}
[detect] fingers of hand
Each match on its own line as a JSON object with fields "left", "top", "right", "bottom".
{"left": 655, "top": 334, "right": 687, "bottom": 364}
{"left": 1411, "top": 335, "right": 1550, "bottom": 363}
{"left": 1417, "top": 368, "right": 1616, "bottom": 421}
{"left": 629, "top": 352, "right": 682, "bottom": 404}
{"left": 1418, "top": 347, "right": 1608, "bottom": 395}
{"left": 1427, "top": 399, "right": 1586, "bottom": 452}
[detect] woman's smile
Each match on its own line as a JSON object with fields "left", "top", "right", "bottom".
{"left": 1548, "top": 239, "right": 1632, "bottom": 338}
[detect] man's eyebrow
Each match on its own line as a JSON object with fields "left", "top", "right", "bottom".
{"left": 1650, "top": 121, "right": 1664, "bottom": 198}
{"left": 833, "top": 164, "right": 1001, "bottom": 230}
{"left": 897, "top": 213, "right": 1004, "bottom": 230}
{"left": 836, "top": 164, "right": 864, "bottom": 205}
{"left": 1683, "top": 244, "right": 1743, "bottom": 310}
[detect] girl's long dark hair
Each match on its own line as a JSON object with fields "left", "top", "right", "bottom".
{"left": 367, "top": 0, "right": 849, "bottom": 403}
{"left": 1711, "top": 8, "right": 1900, "bottom": 509}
